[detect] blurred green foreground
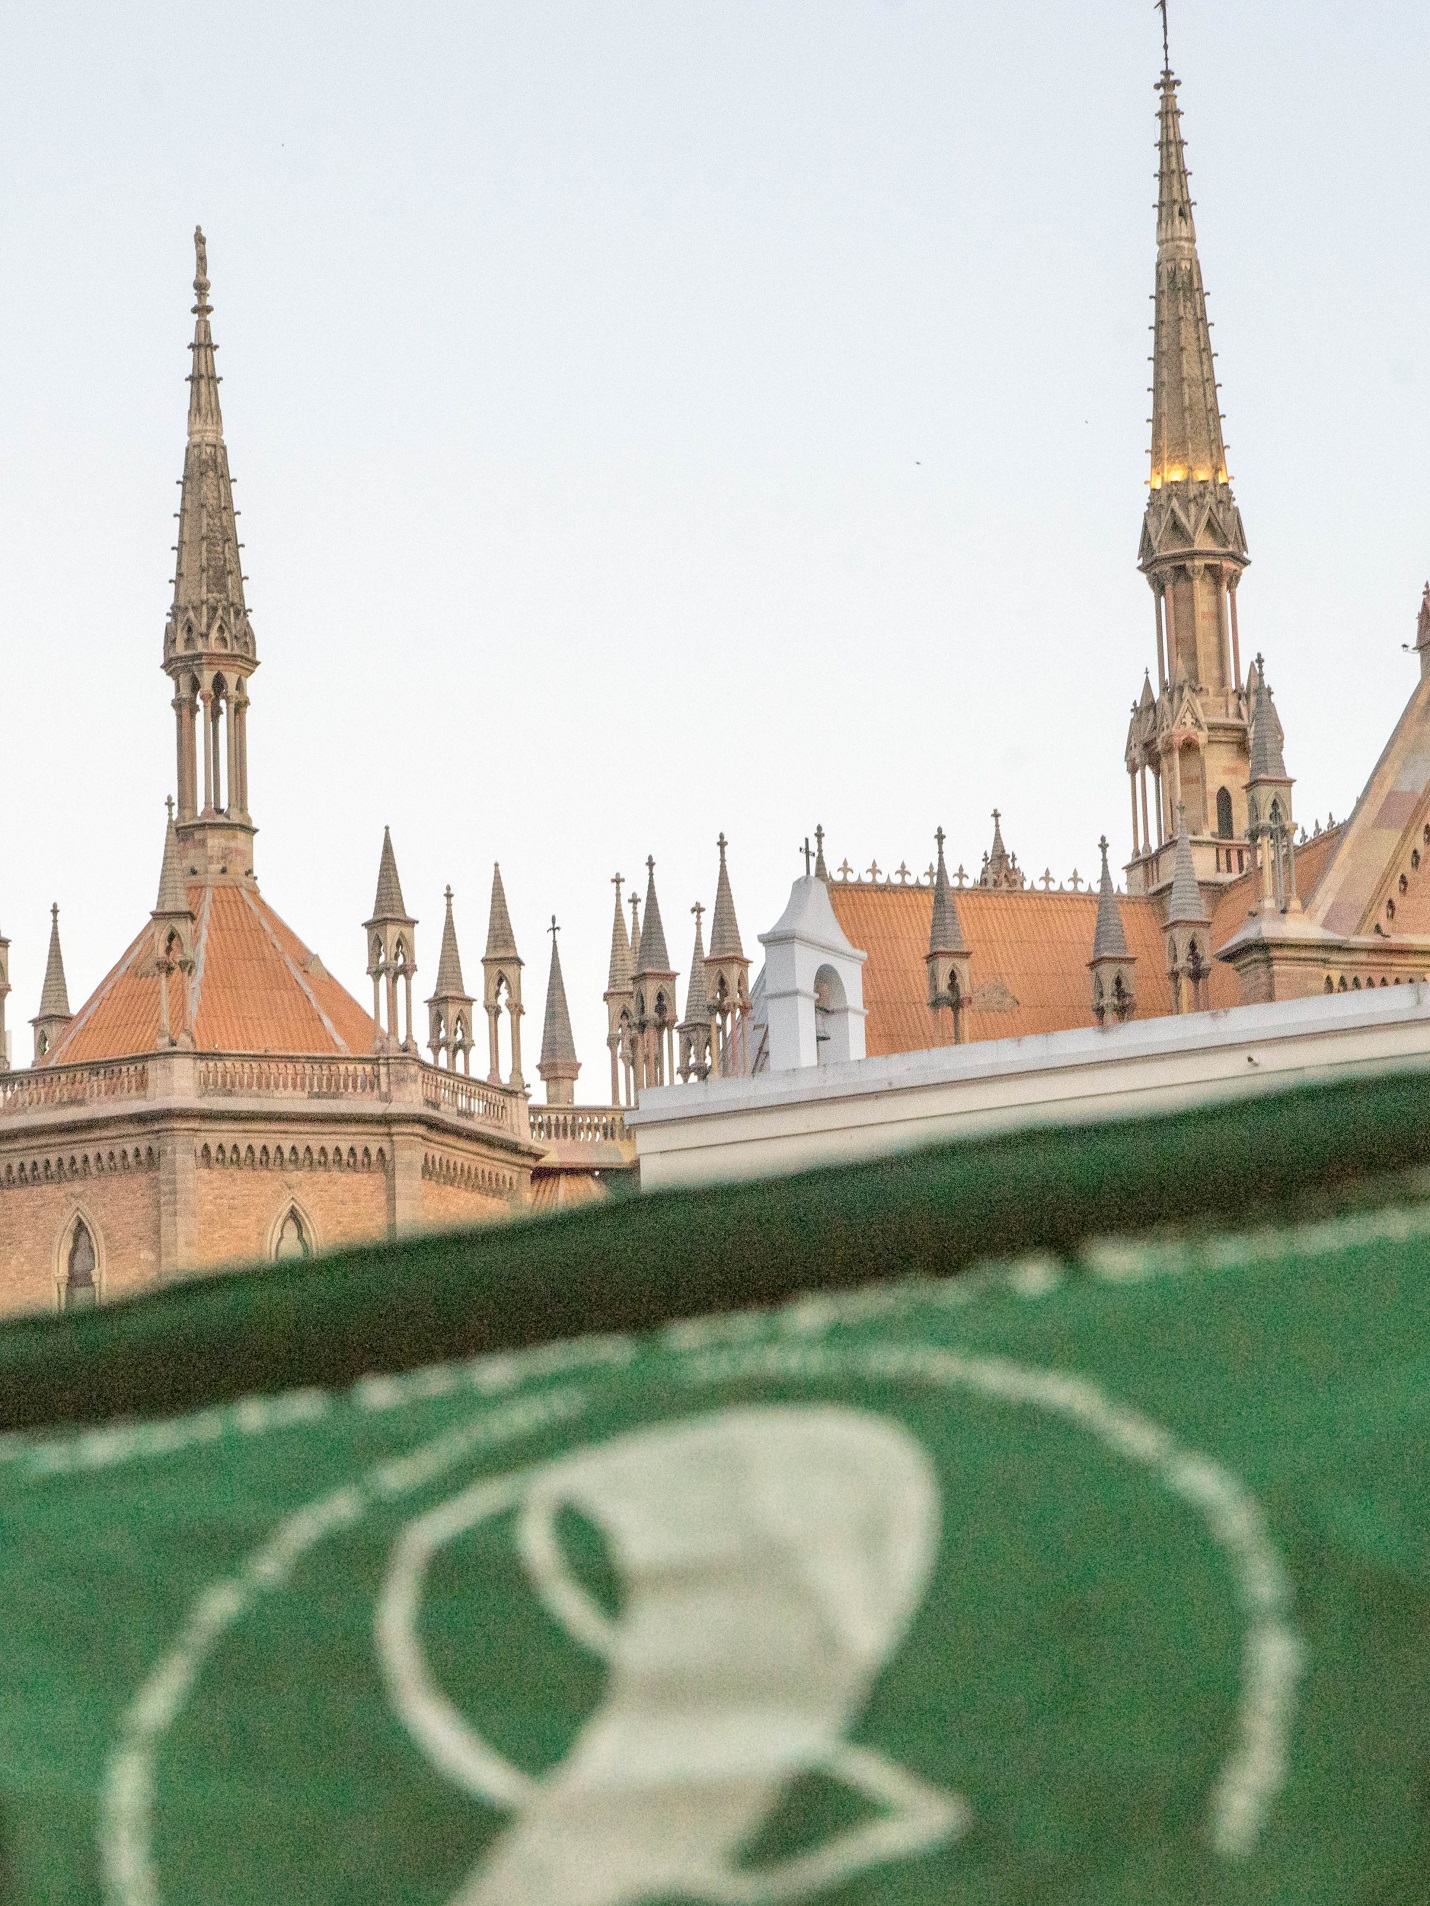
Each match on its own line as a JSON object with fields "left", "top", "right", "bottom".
{"left": 2, "top": 1069, "right": 1429, "bottom": 1904}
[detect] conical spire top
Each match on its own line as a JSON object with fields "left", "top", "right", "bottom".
{"left": 167, "top": 227, "right": 254, "bottom": 671}
{"left": 628, "top": 891, "right": 642, "bottom": 975}
{"left": 38, "top": 904, "right": 70, "bottom": 1020}
{"left": 370, "top": 827, "right": 410, "bottom": 923}
{"left": 434, "top": 886, "right": 466, "bottom": 996}
{"left": 683, "top": 903, "right": 710, "bottom": 1024}
{"left": 484, "top": 863, "right": 520, "bottom": 962}
{"left": 635, "top": 857, "right": 673, "bottom": 974}
{"left": 1092, "top": 837, "right": 1131, "bottom": 959}
{"left": 538, "top": 919, "right": 579, "bottom": 1073}
{"left": 605, "top": 873, "right": 632, "bottom": 992}
{"left": 1166, "top": 806, "right": 1209, "bottom": 925}
{"left": 1149, "top": 64, "right": 1228, "bottom": 492}
{"left": 1249, "top": 654, "right": 1289, "bottom": 781}
{"left": 153, "top": 799, "right": 190, "bottom": 916}
{"left": 813, "top": 824, "right": 829, "bottom": 883}
{"left": 928, "top": 827, "right": 968, "bottom": 957}
{"left": 708, "top": 834, "right": 745, "bottom": 960}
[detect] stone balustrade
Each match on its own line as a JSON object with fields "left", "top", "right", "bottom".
{"left": 419, "top": 1067, "right": 514, "bottom": 1130}
{"left": 0, "top": 1060, "right": 149, "bottom": 1116}
{"left": 528, "top": 1106, "right": 628, "bottom": 1145}
{"left": 197, "top": 1056, "right": 382, "bottom": 1099}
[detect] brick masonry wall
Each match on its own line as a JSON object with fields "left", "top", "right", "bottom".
{"left": 0, "top": 1164, "right": 159, "bottom": 1314}
{"left": 195, "top": 1156, "right": 390, "bottom": 1269}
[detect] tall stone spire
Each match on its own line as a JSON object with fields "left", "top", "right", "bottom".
{"left": 1128, "top": 47, "right": 1255, "bottom": 897}
{"left": 163, "top": 228, "right": 259, "bottom": 882}
{"left": 537, "top": 919, "right": 581, "bottom": 1106}
{"left": 32, "top": 905, "right": 72, "bottom": 1062}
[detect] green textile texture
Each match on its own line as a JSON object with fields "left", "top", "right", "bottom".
{"left": 1, "top": 1072, "right": 1429, "bottom": 1901}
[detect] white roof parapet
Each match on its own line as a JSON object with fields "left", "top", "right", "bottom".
{"left": 627, "top": 982, "right": 1430, "bottom": 1188}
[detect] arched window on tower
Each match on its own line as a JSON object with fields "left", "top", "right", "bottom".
{"left": 274, "top": 1208, "right": 311, "bottom": 1262}
{"left": 1216, "top": 787, "right": 1234, "bottom": 839}
{"left": 64, "top": 1219, "right": 97, "bottom": 1310}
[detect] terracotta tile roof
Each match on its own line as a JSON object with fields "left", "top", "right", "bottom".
{"left": 829, "top": 878, "right": 1245, "bottom": 1057}
{"left": 43, "top": 884, "right": 377, "bottom": 1066}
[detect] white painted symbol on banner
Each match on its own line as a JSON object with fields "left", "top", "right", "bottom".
{"left": 375, "top": 1404, "right": 970, "bottom": 1905}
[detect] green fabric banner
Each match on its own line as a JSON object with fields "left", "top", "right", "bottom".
{"left": 2, "top": 1071, "right": 1430, "bottom": 1902}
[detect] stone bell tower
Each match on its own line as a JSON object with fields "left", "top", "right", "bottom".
{"left": 1125, "top": 51, "right": 1256, "bottom": 898}
{"left": 163, "top": 228, "right": 259, "bottom": 883}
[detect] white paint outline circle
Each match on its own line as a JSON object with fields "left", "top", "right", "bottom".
{"left": 98, "top": 1340, "right": 1303, "bottom": 1906}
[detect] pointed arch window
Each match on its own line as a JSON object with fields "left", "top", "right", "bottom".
{"left": 274, "top": 1208, "right": 312, "bottom": 1262}
{"left": 64, "top": 1219, "right": 97, "bottom": 1310}
{"left": 1216, "top": 787, "right": 1234, "bottom": 839}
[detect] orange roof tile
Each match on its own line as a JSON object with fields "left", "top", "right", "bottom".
{"left": 44, "top": 883, "right": 377, "bottom": 1066}
{"left": 828, "top": 874, "right": 1253, "bottom": 1058}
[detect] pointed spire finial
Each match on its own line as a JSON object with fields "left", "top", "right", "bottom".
{"left": 1156, "top": 0, "right": 1170, "bottom": 72}
{"left": 708, "top": 835, "right": 745, "bottom": 960}
{"left": 814, "top": 824, "right": 828, "bottom": 882}
{"left": 549, "top": 914, "right": 559, "bottom": 940}
{"left": 193, "top": 225, "right": 210, "bottom": 312}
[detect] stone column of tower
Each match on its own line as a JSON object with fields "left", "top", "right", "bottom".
{"left": 537, "top": 918, "right": 581, "bottom": 1106}
{"left": 163, "top": 229, "right": 260, "bottom": 884}
{"left": 1126, "top": 59, "right": 1253, "bottom": 899}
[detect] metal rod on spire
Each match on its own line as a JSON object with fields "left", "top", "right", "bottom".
{"left": 1155, "top": 0, "right": 1170, "bottom": 72}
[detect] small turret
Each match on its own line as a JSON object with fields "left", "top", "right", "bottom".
{"left": 603, "top": 873, "right": 635, "bottom": 1107}
{"left": 32, "top": 905, "right": 72, "bottom": 1063}
{"left": 1165, "top": 807, "right": 1211, "bottom": 1013}
{"left": 1089, "top": 838, "right": 1136, "bottom": 1026}
{"left": 704, "top": 834, "right": 751, "bottom": 1076}
{"left": 152, "top": 801, "right": 197, "bottom": 1048}
{"left": 426, "top": 887, "right": 475, "bottom": 1073}
{"left": 482, "top": 863, "right": 524, "bottom": 1088}
{"left": 632, "top": 858, "right": 678, "bottom": 1091}
{"left": 537, "top": 918, "right": 581, "bottom": 1106}
{"left": 1246, "top": 655, "right": 1297, "bottom": 914}
{"left": 679, "top": 903, "right": 712, "bottom": 1083}
{"left": 927, "top": 828, "right": 973, "bottom": 1040}
{"left": 365, "top": 827, "right": 418, "bottom": 1052}
{"left": 978, "top": 809, "right": 1025, "bottom": 890}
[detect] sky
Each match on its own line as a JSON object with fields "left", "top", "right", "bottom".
{"left": 2, "top": 0, "right": 1429, "bottom": 1081}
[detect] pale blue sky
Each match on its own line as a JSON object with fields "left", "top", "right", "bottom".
{"left": 2, "top": 2, "right": 1428, "bottom": 1075}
